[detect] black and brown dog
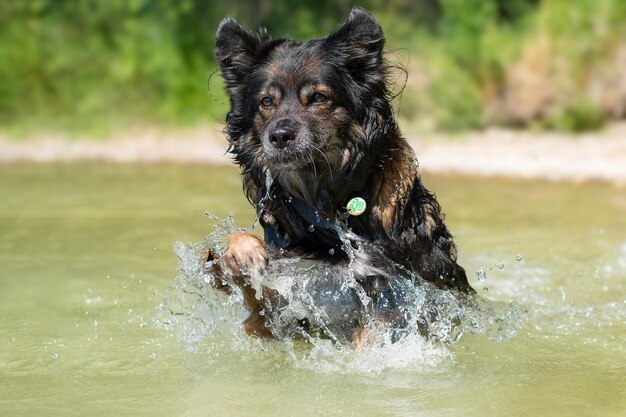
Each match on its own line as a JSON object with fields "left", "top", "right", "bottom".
{"left": 208, "top": 7, "right": 474, "bottom": 340}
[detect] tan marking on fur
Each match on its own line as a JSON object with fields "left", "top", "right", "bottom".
{"left": 262, "top": 211, "right": 276, "bottom": 225}
{"left": 422, "top": 202, "right": 438, "bottom": 238}
{"left": 258, "top": 103, "right": 274, "bottom": 118}
{"left": 257, "top": 85, "right": 281, "bottom": 101}
{"left": 449, "top": 243, "right": 458, "bottom": 262}
{"left": 299, "top": 83, "right": 334, "bottom": 107}
{"left": 242, "top": 171, "right": 259, "bottom": 204}
{"left": 299, "top": 84, "right": 315, "bottom": 101}
{"left": 371, "top": 142, "right": 418, "bottom": 232}
{"left": 243, "top": 308, "right": 274, "bottom": 337}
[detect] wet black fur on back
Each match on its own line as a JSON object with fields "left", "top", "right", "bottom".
{"left": 215, "top": 7, "right": 474, "bottom": 294}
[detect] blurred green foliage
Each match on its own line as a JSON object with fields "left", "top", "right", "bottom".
{"left": 1, "top": 0, "right": 625, "bottom": 136}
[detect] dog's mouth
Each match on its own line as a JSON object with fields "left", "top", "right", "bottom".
{"left": 263, "top": 133, "right": 333, "bottom": 171}
{"left": 265, "top": 147, "right": 309, "bottom": 169}
{"left": 266, "top": 143, "right": 337, "bottom": 175}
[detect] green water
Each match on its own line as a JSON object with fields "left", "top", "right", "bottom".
{"left": 1, "top": 164, "right": 625, "bottom": 417}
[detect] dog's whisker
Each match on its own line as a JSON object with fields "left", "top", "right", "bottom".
{"left": 307, "top": 151, "right": 318, "bottom": 177}
{"left": 311, "top": 145, "right": 333, "bottom": 181}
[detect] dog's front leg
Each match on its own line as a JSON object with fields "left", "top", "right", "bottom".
{"left": 206, "top": 233, "right": 275, "bottom": 337}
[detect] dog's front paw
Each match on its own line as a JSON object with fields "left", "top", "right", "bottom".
{"left": 221, "top": 232, "right": 268, "bottom": 277}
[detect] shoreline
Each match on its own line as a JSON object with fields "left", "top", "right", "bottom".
{"left": 1, "top": 124, "right": 625, "bottom": 184}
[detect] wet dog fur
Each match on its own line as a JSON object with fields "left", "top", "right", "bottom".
{"left": 210, "top": 7, "right": 475, "bottom": 340}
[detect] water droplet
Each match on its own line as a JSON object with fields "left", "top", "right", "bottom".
{"left": 279, "top": 248, "right": 285, "bottom": 255}
{"left": 287, "top": 197, "right": 293, "bottom": 203}
{"left": 516, "top": 255, "right": 523, "bottom": 262}
{"left": 259, "top": 309, "right": 266, "bottom": 316}
{"left": 475, "top": 268, "right": 488, "bottom": 282}
{"left": 495, "top": 262, "right": 505, "bottom": 270}
{"left": 308, "top": 225, "right": 315, "bottom": 232}
{"left": 328, "top": 248, "right": 335, "bottom": 255}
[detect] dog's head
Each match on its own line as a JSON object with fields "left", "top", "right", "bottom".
{"left": 215, "top": 7, "right": 396, "bottom": 207}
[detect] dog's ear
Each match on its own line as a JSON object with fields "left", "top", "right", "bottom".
{"left": 326, "top": 7, "right": 385, "bottom": 81}
{"left": 214, "top": 18, "right": 268, "bottom": 96}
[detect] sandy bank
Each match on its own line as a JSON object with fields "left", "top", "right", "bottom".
{"left": 1, "top": 124, "right": 625, "bottom": 184}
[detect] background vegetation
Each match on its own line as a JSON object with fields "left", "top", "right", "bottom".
{"left": 1, "top": 0, "right": 625, "bottom": 137}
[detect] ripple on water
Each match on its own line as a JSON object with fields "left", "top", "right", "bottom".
{"left": 466, "top": 243, "right": 626, "bottom": 354}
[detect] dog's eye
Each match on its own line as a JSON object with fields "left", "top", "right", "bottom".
{"left": 260, "top": 97, "right": 274, "bottom": 107}
{"left": 311, "top": 92, "right": 327, "bottom": 104}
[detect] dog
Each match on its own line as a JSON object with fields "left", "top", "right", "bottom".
{"left": 208, "top": 7, "right": 475, "bottom": 342}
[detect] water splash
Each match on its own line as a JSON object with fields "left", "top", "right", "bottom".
{"left": 156, "top": 214, "right": 526, "bottom": 369}
{"left": 475, "top": 268, "right": 488, "bottom": 282}
{"left": 154, "top": 213, "right": 250, "bottom": 352}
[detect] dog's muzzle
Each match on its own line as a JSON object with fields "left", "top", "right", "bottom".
{"left": 268, "top": 119, "right": 299, "bottom": 150}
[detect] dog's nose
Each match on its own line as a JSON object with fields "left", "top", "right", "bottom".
{"left": 269, "top": 127, "right": 295, "bottom": 149}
